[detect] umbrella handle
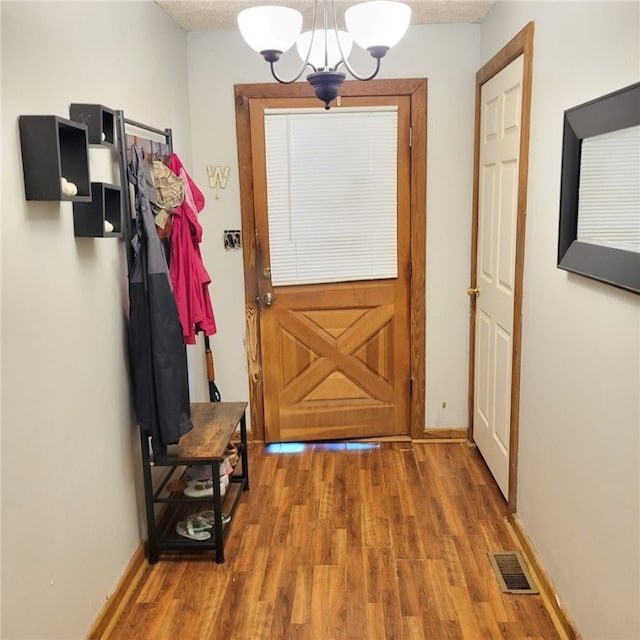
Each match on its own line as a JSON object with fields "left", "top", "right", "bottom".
{"left": 206, "top": 348, "right": 215, "bottom": 382}
{"left": 204, "top": 335, "right": 221, "bottom": 402}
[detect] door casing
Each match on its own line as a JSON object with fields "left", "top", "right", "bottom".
{"left": 468, "top": 23, "right": 534, "bottom": 512}
{"left": 235, "top": 78, "right": 427, "bottom": 442}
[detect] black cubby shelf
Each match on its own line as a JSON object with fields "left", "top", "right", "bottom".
{"left": 73, "top": 182, "right": 122, "bottom": 238}
{"left": 69, "top": 103, "right": 116, "bottom": 148}
{"left": 19, "top": 115, "right": 91, "bottom": 202}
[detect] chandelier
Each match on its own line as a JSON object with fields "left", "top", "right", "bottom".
{"left": 238, "top": 0, "right": 411, "bottom": 109}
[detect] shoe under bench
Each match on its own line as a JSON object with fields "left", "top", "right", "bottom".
{"left": 140, "top": 401, "right": 249, "bottom": 564}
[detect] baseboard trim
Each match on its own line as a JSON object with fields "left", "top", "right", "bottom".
{"left": 357, "top": 435, "right": 412, "bottom": 443}
{"left": 258, "top": 429, "right": 470, "bottom": 445}
{"left": 85, "top": 541, "right": 147, "bottom": 639}
{"left": 506, "top": 515, "right": 581, "bottom": 640}
{"left": 356, "top": 429, "right": 469, "bottom": 444}
{"left": 418, "top": 427, "right": 469, "bottom": 441}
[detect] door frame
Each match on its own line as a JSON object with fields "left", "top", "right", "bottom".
{"left": 235, "top": 78, "right": 427, "bottom": 442}
{"left": 468, "top": 23, "right": 534, "bottom": 512}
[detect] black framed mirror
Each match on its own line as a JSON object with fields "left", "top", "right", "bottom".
{"left": 557, "top": 82, "right": 640, "bottom": 294}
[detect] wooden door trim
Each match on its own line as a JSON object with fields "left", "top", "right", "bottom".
{"left": 468, "top": 22, "right": 534, "bottom": 512}
{"left": 235, "top": 78, "right": 427, "bottom": 441}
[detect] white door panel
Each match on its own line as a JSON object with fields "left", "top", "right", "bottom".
{"left": 497, "top": 160, "right": 518, "bottom": 294}
{"left": 474, "top": 54, "right": 524, "bottom": 498}
{"left": 476, "top": 310, "right": 492, "bottom": 426}
{"left": 493, "top": 323, "right": 512, "bottom": 450}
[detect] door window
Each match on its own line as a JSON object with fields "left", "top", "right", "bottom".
{"left": 264, "top": 106, "right": 398, "bottom": 286}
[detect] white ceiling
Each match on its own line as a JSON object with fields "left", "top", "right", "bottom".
{"left": 156, "top": 0, "right": 496, "bottom": 31}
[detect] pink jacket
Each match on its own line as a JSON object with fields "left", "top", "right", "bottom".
{"left": 168, "top": 154, "right": 217, "bottom": 344}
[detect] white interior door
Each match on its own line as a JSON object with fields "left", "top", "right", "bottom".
{"left": 473, "top": 55, "right": 524, "bottom": 498}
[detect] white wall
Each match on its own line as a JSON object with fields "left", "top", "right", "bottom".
{"left": 481, "top": 3, "right": 640, "bottom": 639}
{"left": 3, "top": 2, "right": 636, "bottom": 638}
{"left": 186, "top": 23, "right": 480, "bottom": 431}
{"left": 1, "top": 2, "right": 192, "bottom": 638}
{"left": 0, "top": 3, "right": 4, "bottom": 629}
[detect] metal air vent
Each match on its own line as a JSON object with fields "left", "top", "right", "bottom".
{"left": 488, "top": 551, "right": 539, "bottom": 594}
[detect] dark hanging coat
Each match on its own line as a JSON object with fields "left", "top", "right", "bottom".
{"left": 128, "top": 146, "right": 192, "bottom": 447}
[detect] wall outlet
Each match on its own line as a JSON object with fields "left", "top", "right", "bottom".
{"left": 224, "top": 230, "right": 242, "bottom": 250}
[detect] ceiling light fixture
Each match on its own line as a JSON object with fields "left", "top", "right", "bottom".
{"left": 238, "top": 0, "right": 411, "bottom": 109}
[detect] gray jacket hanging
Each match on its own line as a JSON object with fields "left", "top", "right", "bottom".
{"left": 128, "top": 146, "right": 192, "bottom": 447}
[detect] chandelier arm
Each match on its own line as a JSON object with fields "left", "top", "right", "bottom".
{"left": 264, "top": 0, "right": 321, "bottom": 84}
{"left": 330, "top": 0, "right": 348, "bottom": 72}
{"left": 323, "top": 0, "right": 330, "bottom": 70}
{"left": 337, "top": 55, "right": 382, "bottom": 81}
{"left": 269, "top": 60, "right": 317, "bottom": 84}
{"left": 329, "top": 0, "right": 382, "bottom": 81}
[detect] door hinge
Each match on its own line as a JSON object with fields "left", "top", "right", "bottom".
{"left": 410, "top": 378, "right": 413, "bottom": 397}
{"left": 409, "top": 126, "right": 413, "bottom": 148}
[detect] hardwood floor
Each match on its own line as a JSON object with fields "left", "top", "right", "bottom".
{"left": 107, "top": 442, "right": 560, "bottom": 639}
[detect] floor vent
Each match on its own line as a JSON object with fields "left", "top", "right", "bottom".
{"left": 488, "top": 551, "right": 539, "bottom": 594}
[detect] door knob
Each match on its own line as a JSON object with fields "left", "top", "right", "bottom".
{"left": 263, "top": 292, "right": 274, "bottom": 306}
{"left": 467, "top": 287, "right": 480, "bottom": 296}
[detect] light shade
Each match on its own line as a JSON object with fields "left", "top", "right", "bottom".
{"left": 238, "top": 6, "right": 302, "bottom": 54}
{"left": 345, "top": 0, "right": 411, "bottom": 50}
{"left": 296, "top": 29, "right": 353, "bottom": 69}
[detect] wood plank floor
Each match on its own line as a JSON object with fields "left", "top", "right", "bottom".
{"left": 107, "top": 442, "right": 560, "bottom": 639}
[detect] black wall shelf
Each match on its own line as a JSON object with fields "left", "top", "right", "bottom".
{"left": 73, "top": 182, "right": 122, "bottom": 238}
{"left": 69, "top": 103, "right": 116, "bottom": 148}
{"left": 19, "top": 115, "right": 91, "bottom": 202}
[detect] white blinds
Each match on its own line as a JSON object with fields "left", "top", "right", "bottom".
{"left": 264, "top": 106, "right": 399, "bottom": 286}
{"left": 577, "top": 124, "right": 640, "bottom": 253}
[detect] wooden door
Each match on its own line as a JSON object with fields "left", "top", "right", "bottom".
{"left": 250, "top": 96, "right": 411, "bottom": 443}
{"left": 469, "top": 23, "right": 534, "bottom": 506}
